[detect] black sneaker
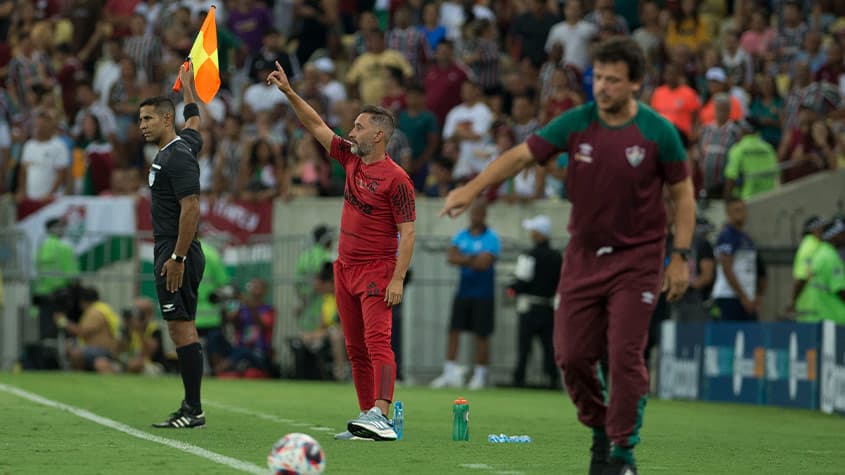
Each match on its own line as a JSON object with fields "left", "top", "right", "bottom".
{"left": 589, "top": 438, "right": 610, "bottom": 475}
{"left": 603, "top": 457, "right": 637, "bottom": 475}
{"left": 152, "top": 401, "right": 206, "bottom": 429}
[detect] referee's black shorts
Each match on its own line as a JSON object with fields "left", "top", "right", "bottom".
{"left": 154, "top": 239, "right": 205, "bottom": 321}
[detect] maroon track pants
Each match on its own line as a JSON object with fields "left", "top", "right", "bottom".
{"left": 554, "top": 241, "right": 664, "bottom": 448}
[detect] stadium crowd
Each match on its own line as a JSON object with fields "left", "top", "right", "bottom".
{"left": 8, "top": 0, "right": 845, "bottom": 382}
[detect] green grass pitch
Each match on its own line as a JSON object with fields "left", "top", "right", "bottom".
{"left": 0, "top": 373, "right": 842, "bottom": 474}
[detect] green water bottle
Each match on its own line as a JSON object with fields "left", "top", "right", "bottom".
{"left": 452, "top": 397, "right": 469, "bottom": 441}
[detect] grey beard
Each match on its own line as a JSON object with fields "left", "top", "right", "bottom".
{"left": 351, "top": 142, "right": 372, "bottom": 156}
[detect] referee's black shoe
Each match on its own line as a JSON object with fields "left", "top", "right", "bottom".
{"left": 152, "top": 401, "right": 206, "bottom": 429}
{"left": 602, "top": 457, "right": 637, "bottom": 475}
{"left": 589, "top": 438, "right": 610, "bottom": 475}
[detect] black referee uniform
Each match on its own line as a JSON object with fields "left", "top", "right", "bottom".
{"left": 508, "top": 239, "right": 562, "bottom": 389}
{"left": 149, "top": 129, "right": 206, "bottom": 320}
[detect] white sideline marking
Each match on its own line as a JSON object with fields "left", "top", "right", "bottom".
{"left": 0, "top": 384, "right": 265, "bottom": 475}
{"left": 460, "top": 464, "right": 494, "bottom": 469}
{"left": 205, "top": 400, "right": 338, "bottom": 434}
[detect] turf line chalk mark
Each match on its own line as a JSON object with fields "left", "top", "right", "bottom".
{"left": 0, "top": 384, "right": 265, "bottom": 475}
{"left": 204, "top": 400, "right": 337, "bottom": 433}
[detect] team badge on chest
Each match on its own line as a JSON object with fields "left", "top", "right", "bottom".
{"left": 149, "top": 163, "right": 161, "bottom": 187}
{"left": 625, "top": 145, "right": 645, "bottom": 167}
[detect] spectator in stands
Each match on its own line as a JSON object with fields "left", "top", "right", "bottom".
{"left": 801, "top": 218, "right": 845, "bottom": 323}
{"left": 510, "top": 94, "right": 540, "bottom": 144}
{"left": 445, "top": 81, "right": 494, "bottom": 182}
{"left": 748, "top": 75, "right": 784, "bottom": 148}
{"left": 420, "top": 2, "right": 447, "bottom": 53}
{"left": 712, "top": 198, "right": 766, "bottom": 321}
{"left": 424, "top": 40, "right": 470, "bottom": 125}
{"left": 346, "top": 29, "right": 413, "bottom": 106}
{"left": 108, "top": 57, "right": 145, "bottom": 145}
{"left": 425, "top": 156, "right": 456, "bottom": 198}
{"left": 381, "top": 67, "right": 407, "bottom": 114}
{"left": 249, "top": 29, "right": 301, "bottom": 88}
{"left": 17, "top": 108, "right": 71, "bottom": 202}
{"left": 722, "top": 29, "right": 753, "bottom": 92}
{"left": 545, "top": 0, "right": 596, "bottom": 73}
{"left": 294, "top": 0, "right": 335, "bottom": 65}
{"left": 397, "top": 83, "right": 439, "bottom": 190}
{"left": 387, "top": 6, "right": 430, "bottom": 79}
{"left": 791, "top": 215, "right": 827, "bottom": 318}
{"left": 212, "top": 115, "right": 245, "bottom": 196}
{"left": 540, "top": 66, "right": 583, "bottom": 125}
{"left": 242, "top": 60, "right": 289, "bottom": 118}
{"left": 72, "top": 80, "right": 118, "bottom": 146}
{"left": 632, "top": 0, "right": 663, "bottom": 65}
{"left": 460, "top": 19, "right": 500, "bottom": 91}
{"left": 197, "top": 127, "right": 216, "bottom": 195}
{"left": 236, "top": 138, "right": 286, "bottom": 202}
{"left": 122, "top": 297, "right": 165, "bottom": 375}
{"left": 666, "top": 0, "right": 710, "bottom": 54}
{"left": 507, "top": 0, "right": 559, "bottom": 69}
{"left": 311, "top": 58, "right": 346, "bottom": 125}
{"left": 6, "top": 30, "right": 54, "bottom": 113}
{"left": 227, "top": 0, "right": 273, "bottom": 53}
{"left": 123, "top": 13, "right": 161, "bottom": 84}
{"left": 55, "top": 287, "right": 121, "bottom": 374}
{"left": 209, "top": 278, "right": 276, "bottom": 378}
{"left": 779, "top": 106, "right": 841, "bottom": 183}
{"left": 698, "top": 93, "right": 742, "bottom": 199}
{"left": 700, "top": 68, "right": 744, "bottom": 126}
{"left": 651, "top": 62, "right": 701, "bottom": 140}
{"left": 774, "top": 0, "right": 808, "bottom": 66}
{"left": 431, "top": 199, "right": 500, "bottom": 390}
{"left": 439, "top": 0, "right": 495, "bottom": 43}
{"left": 76, "top": 114, "right": 115, "bottom": 196}
{"left": 387, "top": 128, "right": 414, "bottom": 171}
{"left": 724, "top": 118, "right": 779, "bottom": 200}
{"left": 815, "top": 40, "right": 845, "bottom": 86}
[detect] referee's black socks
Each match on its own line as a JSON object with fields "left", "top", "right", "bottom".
{"left": 177, "top": 342, "right": 204, "bottom": 412}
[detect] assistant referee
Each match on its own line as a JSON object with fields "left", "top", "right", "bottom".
{"left": 142, "top": 62, "right": 207, "bottom": 429}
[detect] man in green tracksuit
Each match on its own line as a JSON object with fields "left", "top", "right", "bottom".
{"left": 802, "top": 218, "right": 845, "bottom": 324}
{"left": 791, "top": 216, "right": 826, "bottom": 318}
{"left": 195, "top": 240, "right": 231, "bottom": 336}
{"left": 34, "top": 218, "right": 80, "bottom": 338}
{"left": 723, "top": 118, "right": 779, "bottom": 200}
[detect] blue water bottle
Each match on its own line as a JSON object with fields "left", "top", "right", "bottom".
{"left": 393, "top": 401, "right": 404, "bottom": 440}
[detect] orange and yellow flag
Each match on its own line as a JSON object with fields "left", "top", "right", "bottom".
{"left": 173, "top": 6, "right": 220, "bottom": 104}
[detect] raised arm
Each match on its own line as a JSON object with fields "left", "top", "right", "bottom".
{"left": 266, "top": 61, "right": 334, "bottom": 152}
{"left": 179, "top": 62, "right": 201, "bottom": 131}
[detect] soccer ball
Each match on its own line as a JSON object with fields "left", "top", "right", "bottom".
{"left": 267, "top": 432, "right": 326, "bottom": 475}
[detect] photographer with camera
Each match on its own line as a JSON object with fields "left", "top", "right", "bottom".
{"left": 206, "top": 278, "right": 276, "bottom": 378}
{"left": 54, "top": 287, "right": 121, "bottom": 373}
{"left": 121, "top": 297, "right": 166, "bottom": 375}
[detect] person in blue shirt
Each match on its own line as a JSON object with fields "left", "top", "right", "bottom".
{"left": 431, "top": 199, "right": 500, "bottom": 390}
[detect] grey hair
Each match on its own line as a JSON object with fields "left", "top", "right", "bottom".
{"left": 360, "top": 105, "right": 395, "bottom": 142}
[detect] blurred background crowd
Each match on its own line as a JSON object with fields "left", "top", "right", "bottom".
{"left": 3, "top": 0, "right": 845, "bottom": 209}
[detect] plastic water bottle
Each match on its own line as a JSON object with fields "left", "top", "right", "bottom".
{"left": 452, "top": 397, "right": 469, "bottom": 441}
{"left": 393, "top": 401, "right": 404, "bottom": 440}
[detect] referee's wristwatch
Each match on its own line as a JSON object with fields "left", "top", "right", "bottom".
{"left": 672, "top": 248, "right": 691, "bottom": 262}
{"left": 171, "top": 253, "right": 187, "bottom": 264}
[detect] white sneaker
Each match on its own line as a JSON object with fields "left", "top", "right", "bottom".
{"left": 467, "top": 373, "right": 486, "bottom": 390}
{"left": 430, "top": 370, "right": 464, "bottom": 388}
{"left": 347, "top": 407, "right": 397, "bottom": 441}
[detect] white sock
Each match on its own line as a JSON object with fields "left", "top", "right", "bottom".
{"left": 444, "top": 360, "right": 457, "bottom": 376}
{"left": 473, "top": 365, "right": 487, "bottom": 380}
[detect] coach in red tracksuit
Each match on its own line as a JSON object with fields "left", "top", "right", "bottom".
{"left": 268, "top": 62, "right": 416, "bottom": 441}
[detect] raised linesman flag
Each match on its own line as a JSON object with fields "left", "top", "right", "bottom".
{"left": 172, "top": 5, "right": 220, "bottom": 104}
